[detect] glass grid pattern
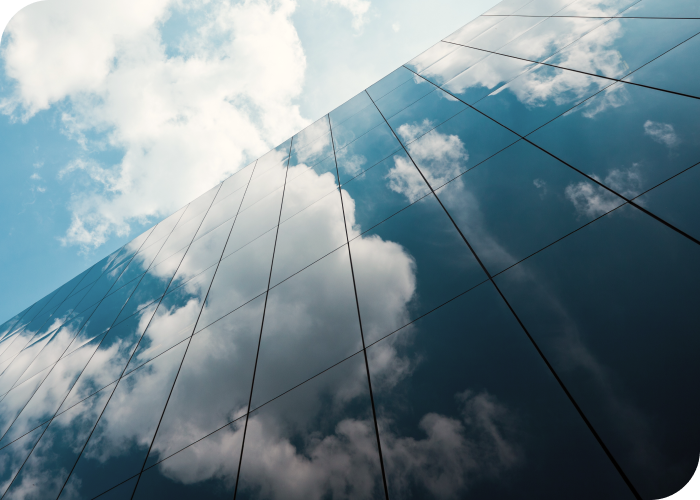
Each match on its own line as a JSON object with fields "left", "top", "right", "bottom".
{"left": 0, "top": 1, "right": 699, "bottom": 498}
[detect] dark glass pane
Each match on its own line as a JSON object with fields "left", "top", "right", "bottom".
{"left": 633, "top": 163, "right": 700, "bottom": 241}
{"left": 270, "top": 179, "right": 346, "bottom": 288}
{"left": 495, "top": 204, "right": 700, "bottom": 499}
{"left": 331, "top": 102, "right": 384, "bottom": 150}
{"left": 334, "top": 122, "right": 401, "bottom": 185}
{"left": 197, "top": 230, "right": 275, "bottom": 329}
{"left": 546, "top": 18, "right": 700, "bottom": 79}
{"left": 473, "top": 62, "right": 614, "bottom": 136}
{"left": 367, "top": 282, "right": 635, "bottom": 500}
{"left": 437, "top": 140, "right": 626, "bottom": 274}
{"left": 237, "top": 353, "right": 384, "bottom": 500}
{"left": 529, "top": 82, "right": 700, "bottom": 198}
{"left": 60, "top": 311, "right": 155, "bottom": 412}
{"left": 58, "top": 342, "right": 188, "bottom": 499}
{"left": 0, "top": 334, "right": 106, "bottom": 448}
{"left": 250, "top": 249, "right": 362, "bottom": 410}
{"left": 93, "top": 476, "right": 139, "bottom": 499}
{"left": 0, "top": 422, "right": 48, "bottom": 497}
{"left": 367, "top": 67, "right": 414, "bottom": 101}
{"left": 132, "top": 416, "right": 246, "bottom": 500}
{"left": 350, "top": 194, "right": 486, "bottom": 345}
{"left": 373, "top": 76, "right": 435, "bottom": 120}
{"left": 623, "top": 33, "right": 700, "bottom": 99}
{"left": 4, "top": 381, "right": 115, "bottom": 499}
{"left": 0, "top": 364, "right": 51, "bottom": 438}
{"left": 143, "top": 295, "right": 264, "bottom": 470}
{"left": 0, "top": 307, "right": 32, "bottom": 344}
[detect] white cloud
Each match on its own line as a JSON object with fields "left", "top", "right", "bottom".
{"left": 644, "top": 120, "right": 681, "bottom": 148}
{"left": 564, "top": 167, "right": 636, "bottom": 218}
{"left": 29, "top": 172, "right": 40, "bottom": 180}
{"left": 391, "top": 22, "right": 400, "bottom": 32}
{"left": 1, "top": 0, "right": 309, "bottom": 252}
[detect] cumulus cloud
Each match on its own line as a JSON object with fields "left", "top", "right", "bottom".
{"left": 643, "top": 120, "right": 681, "bottom": 148}
{"left": 1, "top": 0, "right": 309, "bottom": 252}
{"left": 565, "top": 167, "right": 637, "bottom": 218}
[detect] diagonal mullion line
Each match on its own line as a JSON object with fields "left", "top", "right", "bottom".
{"left": 0, "top": 217, "right": 177, "bottom": 499}
{"left": 403, "top": 66, "right": 700, "bottom": 248}
{"left": 232, "top": 138, "right": 294, "bottom": 500}
{"left": 129, "top": 160, "right": 259, "bottom": 498}
{"left": 0, "top": 206, "right": 186, "bottom": 499}
{"left": 328, "top": 114, "right": 391, "bottom": 500}
{"left": 0, "top": 235, "right": 158, "bottom": 441}
{"left": 365, "top": 89, "right": 644, "bottom": 500}
{"left": 51, "top": 186, "right": 224, "bottom": 500}
{"left": 443, "top": 32, "right": 700, "bottom": 101}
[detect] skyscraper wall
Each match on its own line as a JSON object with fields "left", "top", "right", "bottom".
{"left": 0, "top": 0, "right": 698, "bottom": 498}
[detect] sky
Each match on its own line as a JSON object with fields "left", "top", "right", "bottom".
{"left": 0, "top": 0, "right": 499, "bottom": 322}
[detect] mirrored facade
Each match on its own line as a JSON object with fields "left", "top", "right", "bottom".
{"left": 1, "top": 0, "right": 698, "bottom": 498}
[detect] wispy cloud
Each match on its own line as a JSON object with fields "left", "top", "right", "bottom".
{"left": 643, "top": 120, "right": 681, "bottom": 148}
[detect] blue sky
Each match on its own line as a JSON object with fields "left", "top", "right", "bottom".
{"left": 0, "top": 0, "right": 498, "bottom": 322}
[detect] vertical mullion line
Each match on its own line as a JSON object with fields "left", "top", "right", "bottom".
{"left": 0, "top": 239, "right": 149, "bottom": 441}
{"left": 129, "top": 161, "right": 259, "bottom": 498}
{"left": 366, "top": 90, "right": 643, "bottom": 500}
{"left": 328, "top": 114, "right": 391, "bottom": 500}
{"left": 53, "top": 187, "right": 223, "bottom": 500}
{"left": 232, "top": 139, "right": 293, "bottom": 500}
{"left": 0, "top": 259, "right": 103, "bottom": 399}
{"left": 0, "top": 207, "right": 184, "bottom": 500}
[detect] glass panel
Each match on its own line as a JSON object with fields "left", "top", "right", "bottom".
{"left": 387, "top": 88, "right": 465, "bottom": 145}
{"left": 76, "top": 258, "right": 132, "bottom": 312}
{"left": 473, "top": 62, "right": 615, "bottom": 135}
{"left": 270, "top": 177, "right": 346, "bottom": 287}
{"left": 405, "top": 42, "right": 460, "bottom": 74}
{"left": 0, "top": 422, "right": 48, "bottom": 497}
{"left": 239, "top": 162, "right": 287, "bottom": 212}
{"left": 0, "top": 333, "right": 53, "bottom": 395}
{"left": 0, "top": 307, "right": 31, "bottom": 343}
{"left": 249, "top": 249, "right": 362, "bottom": 410}
{"left": 173, "top": 219, "right": 234, "bottom": 287}
{"left": 0, "top": 364, "right": 51, "bottom": 438}
{"left": 288, "top": 131, "right": 334, "bottom": 178}
{"left": 250, "top": 139, "right": 291, "bottom": 180}
{"left": 176, "top": 185, "right": 219, "bottom": 228}
{"left": 196, "top": 184, "right": 247, "bottom": 239}
{"left": 132, "top": 416, "right": 246, "bottom": 499}
{"left": 282, "top": 155, "right": 339, "bottom": 219}
{"left": 216, "top": 161, "right": 256, "bottom": 202}
{"left": 373, "top": 75, "right": 435, "bottom": 120}
{"left": 529, "top": 82, "right": 700, "bottom": 197}
{"left": 367, "top": 66, "right": 414, "bottom": 101}
{"left": 138, "top": 206, "right": 187, "bottom": 254}
{"left": 329, "top": 90, "right": 373, "bottom": 129}
{"left": 515, "top": 0, "right": 577, "bottom": 15}
{"left": 444, "top": 15, "right": 505, "bottom": 45}
{"left": 559, "top": 0, "right": 642, "bottom": 16}
{"left": 4, "top": 380, "right": 116, "bottom": 499}
{"left": 623, "top": 33, "right": 700, "bottom": 99}
{"left": 468, "top": 16, "right": 545, "bottom": 52}
{"left": 292, "top": 115, "right": 331, "bottom": 152}
{"left": 59, "top": 311, "right": 156, "bottom": 412}
{"left": 143, "top": 294, "right": 265, "bottom": 469}
{"left": 436, "top": 140, "right": 626, "bottom": 274}
{"left": 497, "top": 16, "right": 610, "bottom": 63}
{"left": 197, "top": 230, "right": 275, "bottom": 330}
{"left": 495, "top": 204, "right": 700, "bottom": 499}
{"left": 485, "top": 0, "right": 533, "bottom": 15}
{"left": 350, "top": 195, "right": 486, "bottom": 345}
{"left": 397, "top": 101, "right": 519, "bottom": 187}
{"left": 334, "top": 122, "right": 402, "bottom": 185}
{"left": 621, "top": 0, "right": 700, "bottom": 17}
{"left": 634, "top": 162, "right": 700, "bottom": 241}
{"left": 59, "top": 342, "right": 189, "bottom": 499}
{"left": 546, "top": 18, "right": 700, "bottom": 79}
{"left": 0, "top": 335, "right": 106, "bottom": 448}
{"left": 237, "top": 353, "right": 384, "bottom": 500}
{"left": 331, "top": 101, "right": 385, "bottom": 150}
{"left": 418, "top": 44, "right": 490, "bottom": 87}
{"left": 443, "top": 52, "right": 537, "bottom": 106}
{"left": 367, "top": 282, "right": 636, "bottom": 499}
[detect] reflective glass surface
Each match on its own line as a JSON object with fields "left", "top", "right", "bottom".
{"left": 1, "top": 2, "right": 698, "bottom": 498}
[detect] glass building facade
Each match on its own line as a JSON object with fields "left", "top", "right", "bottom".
{"left": 0, "top": 0, "right": 699, "bottom": 498}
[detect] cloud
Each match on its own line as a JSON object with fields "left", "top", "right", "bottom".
{"left": 1, "top": 0, "right": 309, "bottom": 252}
{"left": 319, "top": 0, "right": 371, "bottom": 30}
{"left": 565, "top": 167, "right": 637, "bottom": 218}
{"left": 643, "top": 120, "right": 681, "bottom": 148}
